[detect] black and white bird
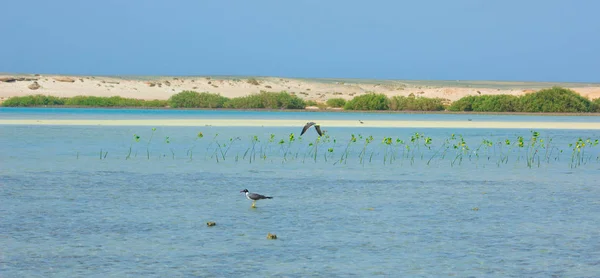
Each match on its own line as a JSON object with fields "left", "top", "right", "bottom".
{"left": 300, "top": 122, "right": 323, "bottom": 136}
{"left": 240, "top": 189, "right": 273, "bottom": 208}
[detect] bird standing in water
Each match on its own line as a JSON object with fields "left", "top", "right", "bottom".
{"left": 240, "top": 189, "right": 273, "bottom": 208}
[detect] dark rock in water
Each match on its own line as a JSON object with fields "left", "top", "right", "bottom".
{"left": 206, "top": 221, "right": 216, "bottom": 227}
{"left": 28, "top": 81, "right": 41, "bottom": 90}
{"left": 266, "top": 233, "right": 277, "bottom": 239}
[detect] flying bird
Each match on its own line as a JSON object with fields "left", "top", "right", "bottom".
{"left": 240, "top": 189, "right": 273, "bottom": 208}
{"left": 301, "top": 122, "right": 323, "bottom": 136}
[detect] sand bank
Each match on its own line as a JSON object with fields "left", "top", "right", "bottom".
{"left": 2, "top": 74, "right": 600, "bottom": 105}
{"left": 1, "top": 119, "right": 600, "bottom": 130}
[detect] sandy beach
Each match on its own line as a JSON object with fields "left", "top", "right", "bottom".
{"left": 2, "top": 74, "right": 600, "bottom": 106}
{"left": 1, "top": 119, "right": 600, "bottom": 130}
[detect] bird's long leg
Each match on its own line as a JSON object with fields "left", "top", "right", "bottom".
{"left": 251, "top": 201, "right": 256, "bottom": 208}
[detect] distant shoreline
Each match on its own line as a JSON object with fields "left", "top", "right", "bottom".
{"left": 2, "top": 73, "right": 600, "bottom": 104}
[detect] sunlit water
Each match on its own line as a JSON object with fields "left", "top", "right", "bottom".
{"left": 2, "top": 109, "right": 600, "bottom": 277}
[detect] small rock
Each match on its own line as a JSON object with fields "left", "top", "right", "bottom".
{"left": 53, "top": 77, "right": 75, "bottom": 83}
{"left": 265, "top": 85, "right": 272, "bottom": 89}
{"left": 28, "top": 81, "right": 41, "bottom": 90}
{"left": 206, "top": 221, "right": 216, "bottom": 226}
{"left": 266, "top": 233, "right": 277, "bottom": 239}
{"left": 164, "top": 81, "right": 171, "bottom": 86}
{"left": 0, "top": 77, "right": 17, "bottom": 82}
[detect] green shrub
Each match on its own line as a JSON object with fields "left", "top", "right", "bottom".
{"left": 447, "top": 96, "right": 478, "bottom": 111}
{"left": 168, "top": 91, "right": 229, "bottom": 108}
{"left": 343, "top": 93, "right": 389, "bottom": 110}
{"left": 2, "top": 95, "right": 167, "bottom": 107}
{"left": 140, "top": 99, "right": 169, "bottom": 107}
{"left": 448, "top": 87, "right": 593, "bottom": 113}
{"left": 247, "top": 78, "right": 260, "bottom": 85}
{"left": 389, "top": 96, "right": 445, "bottom": 111}
{"left": 1, "top": 95, "right": 66, "bottom": 107}
{"left": 62, "top": 96, "right": 166, "bottom": 107}
{"left": 519, "top": 86, "right": 593, "bottom": 113}
{"left": 472, "top": 95, "right": 521, "bottom": 112}
{"left": 224, "top": 95, "right": 264, "bottom": 109}
{"left": 326, "top": 98, "right": 346, "bottom": 108}
{"left": 592, "top": 98, "right": 600, "bottom": 112}
{"left": 449, "top": 95, "right": 520, "bottom": 112}
{"left": 224, "top": 91, "right": 305, "bottom": 109}
{"left": 305, "top": 100, "right": 318, "bottom": 106}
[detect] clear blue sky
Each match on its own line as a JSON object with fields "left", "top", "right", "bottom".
{"left": 2, "top": 0, "right": 598, "bottom": 82}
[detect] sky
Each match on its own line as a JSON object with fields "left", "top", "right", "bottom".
{"left": 1, "top": 0, "right": 599, "bottom": 82}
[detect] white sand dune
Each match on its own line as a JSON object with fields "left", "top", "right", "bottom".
{"left": 2, "top": 74, "right": 600, "bottom": 106}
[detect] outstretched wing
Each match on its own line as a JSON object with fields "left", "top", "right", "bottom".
{"left": 301, "top": 122, "right": 315, "bottom": 136}
{"left": 314, "top": 125, "right": 323, "bottom": 136}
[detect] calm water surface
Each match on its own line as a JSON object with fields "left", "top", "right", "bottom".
{"left": 2, "top": 107, "right": 600, "bottom": 122}
{"left": 2, "top": 109, "right": 600, "bottom": 277}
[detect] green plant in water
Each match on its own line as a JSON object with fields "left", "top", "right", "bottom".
{"left": 187, "top": 132, "right": 204, "bottom": 160}
{"left": 165, "top": 136, "right": 175, "bottom": 159}
{"left": 146, "top": 127, "right": 156, "bottom": 160}
{"left": 337, "top": 134, "right": 357, "bottom": 164}
{"left": 359, "top": 135, "right": 374, "bottom": 165}
{"left": 569, "top": 137, "right": 598, "bottom": 168}
{"left": 312, "top": 136, "right": 321, "bottom": 162}
{"left": 451, "top": 135, "right": 469, "bottom": 167}
{"left": 244, "top": 135, "right": 260, "bottom": 163}
{"left": 382, "top": 136, "right": 393, "bottom": 164}
{"left": 126, "top": 134, "right": 141, "bottom": 160}
{"left": 280, "top": 133, "right": 296, "bottom": 162}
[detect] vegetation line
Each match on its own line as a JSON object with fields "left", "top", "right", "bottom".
{"left": 2, "top": 86, "right": 600, "bottom": 113}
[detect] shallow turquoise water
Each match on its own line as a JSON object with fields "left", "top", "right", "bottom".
{"left": 3, "top": 107, "right": 600, "bottom": 122}
{"left": 2, "top": 109, "right": 600, "bottom": 277}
